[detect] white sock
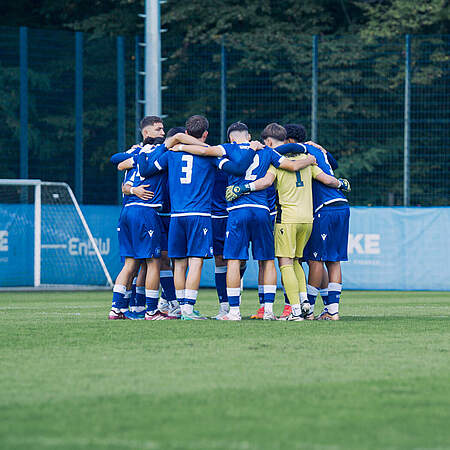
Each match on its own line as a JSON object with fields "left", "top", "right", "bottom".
{"left": 220, "top": 302, "right": 230, "bottom": 312}
{"left": 291, "top": 303, "right": 302, "bottom": 315}
{"left": 264, "top": 303, "right": 273, "bottom": 314}
{"left": 229, "top": 306, "right": 240, "bottom": 316}
{"left": 328, "top": 303, "right": 339, "bottom": 314}
{"left": 299, "top": 292, "right": 308, "bottom": 303}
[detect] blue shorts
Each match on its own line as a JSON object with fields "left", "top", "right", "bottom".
{"left": 303, "top": 204, "right": 350, "bottom": 262}
{"left": 118, "top": 205, "right": 162, "bottom": 259}
{"left": 168, "top": 214, "right": 214, "bottom": 259}
{"left": 212, "top": 216, "right": 227, "bottom": 256}
{"left": 224, "top": 207, "right": 274, "bottom": 261}
{"left": 159, "top": 213, "right": 171, "bottom": 252}
{"left": 270, "top": 211, "right": 276, "bottom": 229}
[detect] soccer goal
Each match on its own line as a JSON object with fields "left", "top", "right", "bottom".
{"left": 0, "top": 179, "right": 113, "bottom": 289}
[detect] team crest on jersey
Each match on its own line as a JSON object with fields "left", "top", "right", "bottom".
{"left": 321, "top": 234, "right": 327, "bottom": 241}
{"left": 203, "top": 228, "right": 208, "bottom": 236}
{"left": 148, "top": 230, "right": 154, "bottom": 237}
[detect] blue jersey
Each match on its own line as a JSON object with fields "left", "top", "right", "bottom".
{"left": 125, "top": 144, "right": 167, "bottom": 208}
{"left": 121, "top": 147, "right": 142, "bottom": 206}
{"left": 223, "top": 144, "right": 284, "bottom": 210}
{"left": 212, "top": 170, "right": 228, "bottom": 216}
{"left": 302, "top": 144, "right": 347, "bottom": 212}
{"left": 156, "top": 151, "right": 219, "bottom": 214}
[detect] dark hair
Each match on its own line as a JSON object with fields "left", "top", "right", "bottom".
{"left": 227, "top": 121, "right": 249, "bottom": 141}
{"left": 143, "top": 136, "right": 165, "bottom": 145}
{"left": 140, "top": 116, "right": 163, "bottom": 130}
{"left": 261, "top": 123, "right": 287, "bottom": 142}
{"left": 185, "top": 115, "right": 209, "bottom": 138}
{"left": 284, "top": 124, "right": 306, "bottom": 143}
{"left": 166, "top": 126, "right": 186, "bottom": 138}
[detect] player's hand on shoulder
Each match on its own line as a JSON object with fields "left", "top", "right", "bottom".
{"left": 170, "top": 144, "right": 183, "bottom": 152}
{"left": 134, "top": 185, "right": 154, "bottom": 200}
{"left": 306, "top": 154, "right": 317, "bottom": 165}
{"left": 249, "top": 140, "right": 264, "bottom": 151}
{"left": 306, "top": 141, "right": 327, "bottom": 155}
{"left": 337, "top": 178, "right": 351, "bottom": 192}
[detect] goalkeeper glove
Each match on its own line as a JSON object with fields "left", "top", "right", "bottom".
{"left": 225, "top": 183, "right": 252, "bottom": 202}
{"left": 337, "top": 178, "right": 351, "bottom": 192}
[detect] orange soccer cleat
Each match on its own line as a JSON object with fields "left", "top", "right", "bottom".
{"left": 250, "top": 306, "right": 264, "bottom": 319}
{"left": 278, "top": 304, "right": 292, "bottom": 320}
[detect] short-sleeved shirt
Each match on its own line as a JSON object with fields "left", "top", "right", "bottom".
{"left": 268, "top": 154, "right": 323, "bottom": 223}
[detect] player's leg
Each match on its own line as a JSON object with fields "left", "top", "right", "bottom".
{"left": 321, "top": 261, "right": 342, "bottom": 320}
{"left": 223, "top": 259, "right": 241, "bottom": 320}
{"left": 159, "top": 251, "right": 178, "bottom": 316}
{"left": 144, "top": 257, "right": 168, "bottom": 320}
{"left": 181, "top": 256, "right": 207, "bottom": 319}
{"left": 213, "top": 255, "right": 229, "bottom": 319}
{"left": 110, "top": 257, "right": 140, "bottom": 319}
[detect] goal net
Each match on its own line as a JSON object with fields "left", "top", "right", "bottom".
{"left": 0, "top": 179, "right": 113, "bottom": 288}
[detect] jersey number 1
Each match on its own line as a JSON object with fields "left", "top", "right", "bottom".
{"left": 180, "top": 154, "right": 193, "bottom": 184}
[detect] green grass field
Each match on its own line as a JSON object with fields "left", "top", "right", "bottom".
{"left": 0, "top": 290, "right": 449, "bottom": 450}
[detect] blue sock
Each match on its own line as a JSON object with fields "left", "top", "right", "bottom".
{"left": 263, "top": 285, "right": 276, "bottom": 304}
{"left": 227, "top": 287, "right": 240, "bottom": 307}
{"left": 160, "top": 270, "right": 176, "bottom": 302}
{"left": 215, "top": 266, "right": 228, "bottom": 303}
{"left": 135, "top": 286, "right": 146, "bottom": 308}
{"left": 145, "top": 289, "right": 159, "bottom": 312}
{"left": 112, "top": 284, "right": 127, "bottom": 310}
{"left": 307, "top": 284, "right": 319, "bottom": 307}
{"left": 327, "top": 283, "right": 341, "bottom": 315}
{"left": 130, "top": 277, "right": 137, "bottom": 304}
{"left": 258, "top": 285, "right": 264, "bottom": 306}
{"left": 320, "top": 288, "right": 329, "bottom": 306}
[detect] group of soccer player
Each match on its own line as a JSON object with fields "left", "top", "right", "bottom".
{"left": 108, "top": 113, "right": 351, "bottom": 321}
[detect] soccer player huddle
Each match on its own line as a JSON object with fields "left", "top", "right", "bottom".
{"left": 108, "top": 114, "right": 351, "bottom": 322}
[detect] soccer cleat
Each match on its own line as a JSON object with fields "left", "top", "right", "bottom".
{"left": 250, "top": 306, "right": 264, "bottom": 320}
{"left": 158, "top": 298, "right": 170, "bottom": 315}
{"left": 181, "top": 312, "right": 208, "bottom": 320}
{"left": 123, "top": 310, "right": 146, "bottom": 320}
{"left": 304, "top": 312, "right": 315, "bottom": 320}
{"left": 317, "top": 311, "right": 340, "bottom": 321}
{"left": 216, "top": 312, "right": 241, "bottom": 321}
{"left": 145, "top": 310, "right": 170, "bottom": 320}
{"left": 212, "top": 309, "right": 230, "bottom": 320}
{"left": 286, "top": 312, "right": 304, "bottom": 322}
{"left": 263, "top": 311, "right": 277, "bottom": 321}
{"left": 108, "top": 309, "right": 126, "bottom": 320}
{"left": 278, "top": 304, "right": 292, "bottom": 320}
{"left": 315, "top": 308, "right": 329, "bottom": 320}
{"left": 167, "top": 306, "right": 181, "bottom": 319}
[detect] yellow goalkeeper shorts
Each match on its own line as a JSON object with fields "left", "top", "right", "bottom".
{"left": 274, "top": 223, "right": 313, "bottom": 259}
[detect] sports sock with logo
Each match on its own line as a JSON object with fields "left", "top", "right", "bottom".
{"left": 215, "top": 266, "right": 228, "bottom": 305}
{"left": 145, "top": 289, "right": 159, "bottom": 313}
{"left": 320, "top": 288, "right": 329, "bottom": 306}
{"left": 327, "top": 283, "right": 342, "bottom": 315}
{"left": 112, "top": 284, "right": 127, "bottom": 311}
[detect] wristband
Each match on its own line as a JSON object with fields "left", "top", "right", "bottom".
{"left": 179, "top": 144, "right": 184, "bottom": 151}
{"left": 130, "top": 187, "right": 135, "bottom": 195}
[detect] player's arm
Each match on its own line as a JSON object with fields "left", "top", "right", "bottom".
{"left": 278, "top": 154, "right": 316, "bottom": 172}
{"left": 165, "top": 132, "right": 206, "bottom": 149}
{"left": 118, "top": 157, "right": 134, "bottom": 171}
{"left": 217, "top": 147, "right": 257, "bottom": 176}
{"left": 225, "top": 171, "right": 276, "bottom": 202}
{"left": 275, "top": 142, "right": 308, "bottom": 155}
{"left": 312, "top": 166, "right": 351, "bottom": 191}
{"left": 170, "top": 143, "right": 218, "bottom": 156}
{"left": 122, "top": 183, "right": 154, "bottom": 200}
{"left": 139, "top": 150, "right": 169, "bottom": 178}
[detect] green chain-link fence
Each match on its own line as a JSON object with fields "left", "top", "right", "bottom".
{"left": 1, "top": 26, "right": 449, "bottom": 206}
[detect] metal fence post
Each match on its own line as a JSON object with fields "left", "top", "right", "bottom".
{"left": 117, "top": 36, "right": 126, "bottom": 205}
{"left": 75, "top": 32, "right": 84, "bottom": 203}
{"left": 311, "top": 35, "right": 318, "bottom": 142}
{"left": 404, "top": 34, "right": 411, "bottom": 206}
{"left": 135, "top": 35, "right": 141, "bottom": 143}
{"left": 220, "top": 36, "right": 227, "bottom": 143}
{"left": 20, "top": 27, "right": 28, "bottom": 180}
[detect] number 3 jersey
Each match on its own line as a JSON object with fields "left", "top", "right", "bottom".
{"left": 220, "top": 144, "right": 285, "bottom": 211}
{"left": 156, "top": 150, "right": 219, "bottom": 214}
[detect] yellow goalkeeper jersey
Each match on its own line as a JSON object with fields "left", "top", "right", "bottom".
{"left": 268, "top": 155, "right": 323, "bottom": 223}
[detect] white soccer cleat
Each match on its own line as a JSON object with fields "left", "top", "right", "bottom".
{"left": 216, "top": 312, "right": 241, "bottom": 321}
{"left": 158, "top": 298, "right": 170, "bottom": 314}
{"left": 212, "top": 309, "right": 230, "bottom": 320}
{"left": 263, "top": 312, "right": 277, "bottom": 321}
{"left": 286, "top": 313, "right": 305, "bottom": 322}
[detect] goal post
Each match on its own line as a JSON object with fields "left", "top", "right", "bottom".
{"left": 0, "top": 179, "right": 113, "bottom": 288}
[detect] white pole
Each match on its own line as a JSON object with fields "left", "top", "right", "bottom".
{"left": 34, "top": 183, "right": 41, "bottom": 287}
{"left": 145, "top": 0, "right": 162, "bottom": 116}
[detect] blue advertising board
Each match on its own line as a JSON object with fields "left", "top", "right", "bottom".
{"left": 0, "top": 204, "right": 449, "bottom": 290}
